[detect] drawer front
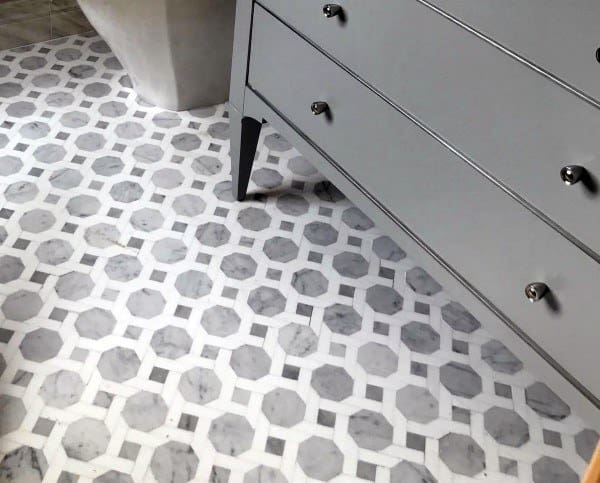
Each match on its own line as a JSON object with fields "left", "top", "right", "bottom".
{"left": 257, "top": 0, "right": 600, "bottom": 257}
{"left": 249, "top": 5, "right": 600, "bottom": 397}
{"left": 427, "top": 0, "right": 600, "bottom": 103}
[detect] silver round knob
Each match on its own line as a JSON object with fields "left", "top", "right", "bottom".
{"left": 311, "top": 101, "right": 329, "bottom": 115}
{"left": 525, "top": 282, "right": 548, "bottom": 303}
{"left": 560, "top": 165, "right": 586, "bottom": 186}
{"left": 323, "top": 4, "right": 342, "bottom": 18}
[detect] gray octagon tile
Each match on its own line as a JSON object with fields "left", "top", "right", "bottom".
{"left": 481, "top": 339, "right": 523, "bottom": 375}
{"left": 357, "top": 342, "right": 398, "bottom": 377}
{"left": 2, "top": 290, "right": 43, "bottom": 321}
{"left": 248, "top": 286, "right": 286, "bottom": 316}
{"left": 75, "top": 308, "right": 116, "bottom": 339}
{"left": 532, "top": 456, "right": 578, "bottom": 483}
{"left": 366, "top": 285, "right": 403, "bottom": 315}
{"left": 122, "top": 391, "right": 168, "bottom": 432}
{"left": 0, "top": 394, "right": 26, "bottom": 435}
{"left": 575, "top": 429, "right": 599, "bottom": 462}
{"left": 55, "top": 272, "right": 94, "bottom": 301}
{"left": 277, "top": 323, "right": 318, "bottom": 357}
{"left": 175, "top": 270, "right": 213, "bottom": 298}
{"left": 525, "top": 382, "right": 571, "bottom": 421}
{"left": 230, "top": 345, "right": 271, "bottom": 380}
{"left": 484, "top": 406, "right": 530, "bottom": 447}
{"left": 440, "top": 362, "right": 482, "bottom": 399}
{"left": 244, "top": 466, "right": 288, "bottom": 483}
{"left": 332, "top": 251, "right": 369, "bottom": 278}
{"left": 39, "top": 370, "right": 85, "bottom": 408}
{"left": 150, "top": 441, "right": 199, "bottom": 483}
{"left": 311, "top": 364, "right": 353, "bottom": 401}
{"left": 0, "top": 447, "right": 48, "bottom": 483}
{"left": 373, "top": 235, "right": 406, "bottom": 262}
{"left": 237, "top": 207, "right": 271, "bottom": 231}
{"left": 97, "top": 347, "right": 141, "bottom": 382}
{"left": 127, "top": 288, "right": 166, "bottom": 318}
{"left": 348, "top": 409, "right": 394, "bottom": 450}
{"left": 220, "top": 252, "right": 257, "bottom": 280}
{"left": 439, "top": 433, "right": 486, "bottom": 477}
{"left": 62, "top": 417, "right": 110, "bottom": 461}
{"left": 292, "top": 268, "right": 328, "bottom": 297}
{"left": 200, "top": 305, "right": 241, "bottom": 337}
{"left": 441, "top": 301, "right": 481, "bottom": 333}
{"left": 104, "top": 254, "right": 142, "bottom": 282}
{"left": 209, "top": 413, "right": 254, "bottom": 456}
{"left": 401, "top": 321, "right": 440, "bottom": 354}
{"left": 151, "top": 325, "right": 192, "bottom": 359}
{"left": 178, "top": 367, "right": 222, "bottom": 405}
{"left": 262, "top": 388, "right": 306, "bottom": 427}
{"left": 94, "top": 471, "right": 134, "bottom": 483}
{"left": 0, "top": 255, "right": 24, "bottom": 283}
{"left": 406, "top": 267, "right": 442, "bottom": 296}
{"left": 391, "top": 461, "right": 437, "bottom": 483}
{"left": 19, "top": 208, "right": 56, "bottom": 233}
{"left": 395, "top": 385, "right": 439, "bottom": 424}
{"left": 323, "top": 303, "right": 362, "bottom": 335}
{"left": 20, "top": 328, "right": 62, "bottom": 362}
{"left": 297, "top": 436, "right": 343, "bottom": 481}
{"left": 263, "top": 236, "right": 299, "bottom": 262}
{"left": 35, "top": 239, "right": 74, "bottom": 265}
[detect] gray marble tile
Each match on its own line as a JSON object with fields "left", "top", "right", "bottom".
{"left": 75, "top": 308, "right": 116, "bottom": 339}
{"left": 130, "top": 208, "right": 165, "bottom": 232}
{"left": 39, "top": 370, "right": 84, "bottom": 408}
{"left": 19, "top": 208, "right": 56, "bottom": 233}
{"left": 366, "top": 285, "right": 404, "bottom": 315}
{"left": 104, "top": 254, "right": 142, "bottom": 282}
{"left": 297, "top": 436, "right": 343, "bottom": 481}
{"left": 333, "top": 251, "right": 371, "bottom": 281}
{"left": 126, "top": 288, "right": 166, "bottom": 318}
{"left": 49, "top": 168, "right": 83, "bottom": 189}
{"left": 441, "top": 301, "right": 481, "bottom": 333}
{"left": 109, "top": 181, "right": 143, "bottom": 203}
{"left": 151, "top": 238, "right": 187, "bottom": 263}
{"left": 150, "top": 441, "right": 199, "bottom": 483}
{"left": 230, "top": 345, "right": 271, "bottom": 380}
{"left": 244, "top": 465, "right": 287, "bottom": 483}
{"left": 323, "top": 303, "right": 362, "bottom": 335}
{"left": 0, "top": 255, "right": 24, "bottom": 283}
{"left": 264, "top": 133, "right": 292, "bottom": 152}
{"left": 195, "top": 222, "right": 231, "bottom": 247}
{"left": 440, "top": 362, "right": 482, "bottom": 398}
{"left": 357, "top": 342, "right": 398, "bottom": 377}
{"left": 525, "top": 382, "right": 571, "bottom": 421}
{"left": 342, "top": 207, "right": 374, "bottom": 231}
{"left": 200, "top": 305, "right": 241, "bottom": 337}
{"left": 247, "top": 286, "right": 286, "bottom": 316}
{"left": 178, "top": 367, "right": 222, "bottom": 405}
{"left": 1, "top": 290, "right": 42, "bottom": 321}
{"left": 20, "top": 328, "right": 62, "bottom": 362}
{"left": 0, "top": 394, "right": 26, "bottom": 435}
{"left": 395, "top": 385, "right": 439, "bottom": 424}
{"left": 237, "top": 207, "right": 271, "bottom": 231}
{"left": 252, "top": 168, "right": 284, "bottom": 190}
{"left": 172, "top": 194, "right": 206, "bottom": 217}
{"left": 390, "top": 461, "right": 437, "bottom": 483}
{"left": 92, "top": 156, "right": 124, "bottom": 176}
{"left": 151, "top": 325, "right": 192, "bottom": 359}
{"left": 531, "top": 456, "right": 578, "bottom": 483}
{"left": 277, "top": 322, "right": 318, "bottom": 357}
{"left": 263, "top": 236, "right": 299, "bottom": 262}
{"left": 303, "top": 221, "right": 338, "bottom": 246}
{"left": 94, "top": 470, "right": 134, "bottom": 483}
{"left": 152, "top": 168, "right": 184, "bottom": 189}
{"left": 275, "top": 193, "right": 309, "bottom": 215}
{"left": 122, "top": 391, "right": 168, "bottom": 432}
{"left": 481, "top": 339, "right": 523, "bottom": 375}
{"left": 438, "top": 433, "right": 485, "bottom": 477}
{"left": 55, "top": 271, "right": 94, "bottom": 301}
{"left": 401, "top": 321, "right": 440, "bottom": 354}
{"left": 0, "top": 446, "right": 48, "bottom": 482}
{"left": 220, "top": 253, "right": 257, "bottom": 280}
{"left": 261, "top": 388, "right": 306, "bottom": 427}
{"left": 484, "top": 406, "right": 529, "bottom": 447}
{"left": 310, "top": 364, "right": 354, "bottom": 401}
{"left": 97, "top": 347, "right": 141, "bottom": 382}
{"left": 4, "top": 181, "right": 38, "bottom": 203}
{"left": 208, "top": 413, "right": 255, "bottom": 456}
{"left": 348, "top": 409, "right": 393, "bottom": 450}
{"left": 62, "top": 417, "right": 110, "bottom": 461}
{"left": 292, "top": 268, "right": 328, "bottom": 297}
{"left": 574, "top": 429, "right": 599, "bottom": 462}
{"left": 84, "top": 223, "right": 121, "bottom": 248}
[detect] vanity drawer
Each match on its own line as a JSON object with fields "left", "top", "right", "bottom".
{"left": 257, "top": 0, "right": 600, "bottom": 257}
{"left": 427, "top": 0, "right": 600, "bottom": 103}
{"left": 249, "top": 5, "right": 600, "bottom": 397}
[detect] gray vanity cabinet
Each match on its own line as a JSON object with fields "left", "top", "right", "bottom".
{"left": 229, "top": 0, "right": 600, "bottom": 425}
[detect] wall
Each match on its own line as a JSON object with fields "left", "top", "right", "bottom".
{"left": 0, "top": 0, "right": 92, "bottom": 50}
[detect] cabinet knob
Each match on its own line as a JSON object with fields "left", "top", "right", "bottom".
{"left": 311, "top": 101, "right": 329, "bottom": 115}
{"left": 525, "top": 282, "right": 548, "bottom": 303}
{"left": 560, "top": 165, "right": 586, "bottom": 186}
{"left": 323, "top": 4, "right": 343, "bottom": 18}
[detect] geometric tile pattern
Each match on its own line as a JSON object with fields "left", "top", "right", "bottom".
{"left": 0, "top": 33, "right": 597, "bottom": 483}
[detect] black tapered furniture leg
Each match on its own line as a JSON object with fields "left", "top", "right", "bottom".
{"left": 230, "top": 107, "right": 262, "bottom": 201}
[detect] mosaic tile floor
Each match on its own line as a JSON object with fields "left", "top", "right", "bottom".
{"left": 0, "top": 32, "right": 598, "bottom": 483}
